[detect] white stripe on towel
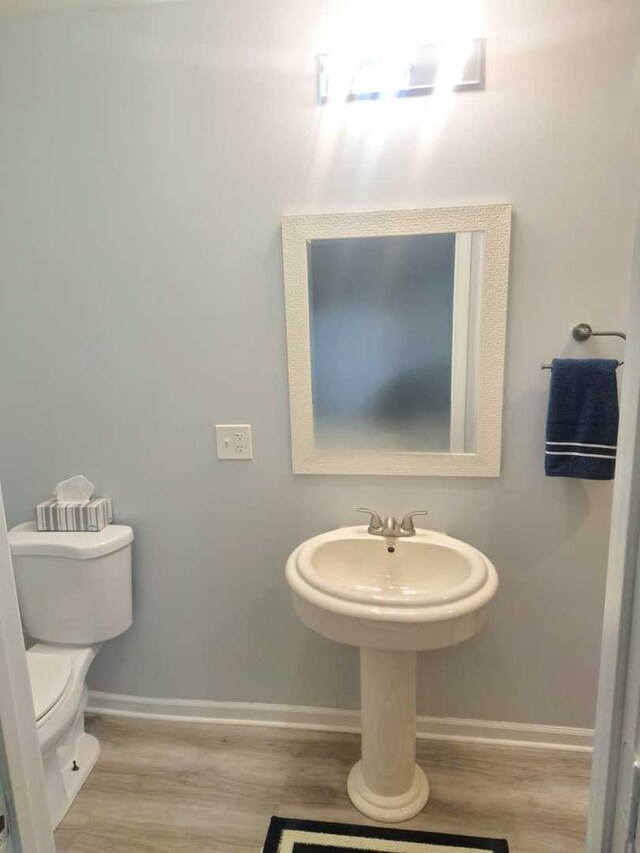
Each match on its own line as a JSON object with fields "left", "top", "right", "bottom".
{"left": 545, "top": 451, "right": 616, "bottom": 460}
{"left": 546, "top": 441, "right": 617, "bottom": 449}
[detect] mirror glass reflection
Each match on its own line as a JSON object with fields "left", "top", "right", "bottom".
{"left": 307, "top": 232, "right": 481, "bottom": 453}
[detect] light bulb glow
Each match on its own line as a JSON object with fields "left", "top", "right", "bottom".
{"left": 317, "top": 1, "right": 484, "bottom": 103}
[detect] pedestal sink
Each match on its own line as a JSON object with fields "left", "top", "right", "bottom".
{"left": 285, "top": 525, "right": 498, "bottom": 823}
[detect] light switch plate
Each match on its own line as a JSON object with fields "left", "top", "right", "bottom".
{"left": 216, "top": 424, "right": 253, "bottom": 460}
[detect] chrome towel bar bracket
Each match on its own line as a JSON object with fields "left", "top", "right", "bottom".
{"left": 541, "top": 323, "right": 626, "bottom": 370}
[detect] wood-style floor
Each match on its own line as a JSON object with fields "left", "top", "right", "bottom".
{"left": 54, "top": 715, "right": 591, "bottom": 853}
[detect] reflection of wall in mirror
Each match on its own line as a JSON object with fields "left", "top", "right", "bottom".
{"left": 308, "top": 233, "right": 456, "bottom": 453}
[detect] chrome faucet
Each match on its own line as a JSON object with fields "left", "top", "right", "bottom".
{"left": 356, "top": 508, "right": 428, "bottom": 538}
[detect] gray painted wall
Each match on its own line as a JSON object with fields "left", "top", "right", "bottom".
{"left": 0, "top": 0, "right": 638, "bottom": 728}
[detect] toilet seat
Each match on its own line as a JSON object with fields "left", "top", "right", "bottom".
{"left": 26, "top": 651, "right": 73, "bottom": 723}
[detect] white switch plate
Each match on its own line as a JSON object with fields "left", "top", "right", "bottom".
{"left": 216, "top": 424, "right": 253, "bottom": 460}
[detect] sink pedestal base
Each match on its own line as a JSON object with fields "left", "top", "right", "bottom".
{"left": 347, "top": 648, "right": 429, "bottom": 823}
{"left": 347, "top": 761, "right": 429, "bottom": 823}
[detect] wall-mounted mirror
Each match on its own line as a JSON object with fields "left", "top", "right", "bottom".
{"left": 281, "top": 204, "right": 511, "bottom": 476}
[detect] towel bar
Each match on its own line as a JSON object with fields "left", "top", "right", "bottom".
{"left": 541, "top": 323, "right": 626, "bottom": 370}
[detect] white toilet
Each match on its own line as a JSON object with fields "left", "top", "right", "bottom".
{"left": 8, "top": 521, "right": 133, "bottom": 829}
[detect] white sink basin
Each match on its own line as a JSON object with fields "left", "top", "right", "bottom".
{"left": 286, "top": 526, "right": 498, "bottom": 652}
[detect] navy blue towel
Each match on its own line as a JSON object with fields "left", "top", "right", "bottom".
{"left": 545, "top": 359, "right": 619, "bottom": 480}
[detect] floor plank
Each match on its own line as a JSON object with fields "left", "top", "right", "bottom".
{"left": 55, "top": 715, "right": 591, "bottom": 852}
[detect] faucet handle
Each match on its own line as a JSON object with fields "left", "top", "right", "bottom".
{"left": 400, "top": 510, "right": 428, "bottom": 534}
{"left": 356, "top": 507, "right": 383, "bottom": 534}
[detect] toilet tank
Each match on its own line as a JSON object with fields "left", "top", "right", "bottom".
{"left": 8, "top": 522, "right": 133, "bottom": 645}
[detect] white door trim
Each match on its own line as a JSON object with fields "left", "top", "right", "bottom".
{"left": 0, "top": 485, "right": 55, "bottom": 853}
{"left": 587, "top": 213, "right": 640, "bottom": 851}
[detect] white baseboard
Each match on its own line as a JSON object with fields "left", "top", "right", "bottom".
{"left": 87, "top": 691, "right": 593, "bottom": 753}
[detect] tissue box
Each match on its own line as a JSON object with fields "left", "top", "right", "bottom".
{"left": 35, "top": 498, "right": 113, "bottom": 532}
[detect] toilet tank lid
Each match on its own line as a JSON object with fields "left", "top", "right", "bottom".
{"left": 8, "top": 522, "right": 134, "bottom": 559}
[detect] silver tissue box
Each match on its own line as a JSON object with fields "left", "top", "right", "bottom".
{"left": 35, "top": 498, "right": 113, "bottom": 532}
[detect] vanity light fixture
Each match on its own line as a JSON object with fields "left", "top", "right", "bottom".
{"left": 317, "top": 38, "right": 485, "bottom": 103}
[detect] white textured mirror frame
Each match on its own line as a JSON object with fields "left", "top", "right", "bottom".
{"left": 282, "top": 204, "right": 511, "bottom": 477}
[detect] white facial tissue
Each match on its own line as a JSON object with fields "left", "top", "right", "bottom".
{"left": 54, "top": 475, "right": 95, "bottom": 502}
{"left": 36, "top": 474, "right": 113, "bottom": 532}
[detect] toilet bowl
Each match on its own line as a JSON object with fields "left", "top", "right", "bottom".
{"left": 27, "top": 645, "right": 100, "bottom": 827}
{"left": 8, "top": 522, "right": 133, "bottom": 828}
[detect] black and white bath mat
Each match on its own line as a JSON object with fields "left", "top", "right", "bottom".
{"left": 263, "top": 817, "right": 509, "bottom": 852}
